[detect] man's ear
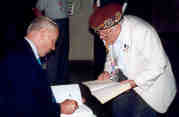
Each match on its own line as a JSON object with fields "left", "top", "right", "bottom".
{"left": 115, "top": 23, "right": 121, "bottom": 32}
{"left": 113, "top": 24, "right": 121, "bottom": 36}
{"left": 116, "top": 23, "right": 121, "bottom": 29}
{"left": 39, "top": 28, "right": 48, "bottom": 39}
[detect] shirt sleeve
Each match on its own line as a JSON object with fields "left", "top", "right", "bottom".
{"left": 36, "top": 0, "right": 47, "bottom": 11}
{"left": 134, "top": 27, "right": 168, "bottom": 89}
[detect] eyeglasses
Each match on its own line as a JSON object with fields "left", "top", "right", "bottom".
{"left": 98, "top": 25, "right": 117, "bottom": 36}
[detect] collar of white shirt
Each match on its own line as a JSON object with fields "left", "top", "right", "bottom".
{"left": 25, "top": 37, "right": 40, "bottom": 61}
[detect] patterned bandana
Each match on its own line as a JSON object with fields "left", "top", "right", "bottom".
{"left": 89, "top": 3, "right": 123, "bottom": 32}
{"left": 92, "top": 12, "right": 121, "bottom": 32}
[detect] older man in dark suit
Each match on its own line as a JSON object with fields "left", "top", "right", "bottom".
{"left": 0, "top": 16, "right": 78, "bottom": 117}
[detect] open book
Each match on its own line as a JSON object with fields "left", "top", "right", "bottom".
{"left": 51, "top": 84, "right": 96, "bottom": 117}
{"left": 83, "top": 79, "right": 131, "bottom": 104}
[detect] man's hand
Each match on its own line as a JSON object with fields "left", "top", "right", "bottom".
{"left": 97, "top": 71, "right": 111, "bottom": 80}
{"left": 120, "top": 80, "right": 137, "bottom": 89}
{"left": 60, "top": 99, "right": 79, "bottom": 114}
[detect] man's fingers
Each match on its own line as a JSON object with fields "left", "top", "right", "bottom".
{"left": 71, "top": 100, "right": 78, "bottom": 110}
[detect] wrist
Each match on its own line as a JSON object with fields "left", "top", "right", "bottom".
{"left": 129, "top": 80, "right": 137, "bottom": 88}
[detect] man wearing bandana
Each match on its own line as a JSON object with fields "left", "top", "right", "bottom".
{"left": 89, "top": 2, "right": 177, "bottom": 117}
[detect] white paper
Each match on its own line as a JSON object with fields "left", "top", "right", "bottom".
{"left": 51, "top": 84, "right": 96, "bottom": 117}
{"left": 51, "top": 84, "right": 82, "bottom": 105}
{"left": 83, "top": 80, "right": 131, "bottom": 104}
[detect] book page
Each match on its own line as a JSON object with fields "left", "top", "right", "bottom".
{"left": 92, "top": 83, "right": 131, "bottom": 104}
{"left": 51, "top": 84, "right": 82, "bottom": 105}
{"left": 51, "top": 84, "right": 96, "bottom": 117}
{"left": 83, "top": 80, "right": 131, "bottom": 104}
{"left": 83, "top": 79, "right": 120, "bottom": 92}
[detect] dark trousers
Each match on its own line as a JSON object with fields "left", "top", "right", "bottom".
{"left": 110, "top": 90, "right": 157, "bottom": 117}
{"left": 46, "top": 18, "right": 69, "bottom": 85}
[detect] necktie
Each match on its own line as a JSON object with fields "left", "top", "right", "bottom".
{"left": 37, "top": 58, "right": 42, "bottom": 65}
{"left": 51, "top": 92, "right": 56, "bottom": 103}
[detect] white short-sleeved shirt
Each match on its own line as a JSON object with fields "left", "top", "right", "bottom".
{"left": 36, "top": 0, "right": 68, "bottom": 19}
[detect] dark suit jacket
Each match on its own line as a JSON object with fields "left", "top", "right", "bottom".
{"left": 0, "top": 39, "right": 60, "bottom": 117}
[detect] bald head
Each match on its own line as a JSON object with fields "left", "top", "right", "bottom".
{"left": 27, "top": 16, "right": 59, "bottom": 34}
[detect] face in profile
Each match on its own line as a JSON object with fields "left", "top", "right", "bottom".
{"left": 98, "top": 24, "right": 121, "bottom": 45}
{"left": 39, "top": 28, "right": 59, "bottom": 57}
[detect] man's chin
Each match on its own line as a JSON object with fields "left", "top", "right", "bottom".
{"left": 40, "top": 53, "right": 46, "bottom": 57}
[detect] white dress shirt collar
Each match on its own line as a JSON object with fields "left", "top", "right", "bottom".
{"left": 25, "top": 37, "right": 40, "bottom": 60}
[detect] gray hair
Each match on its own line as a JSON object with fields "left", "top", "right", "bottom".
{"left": 27, "top": 16, "right": 58, "bottom": 34}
